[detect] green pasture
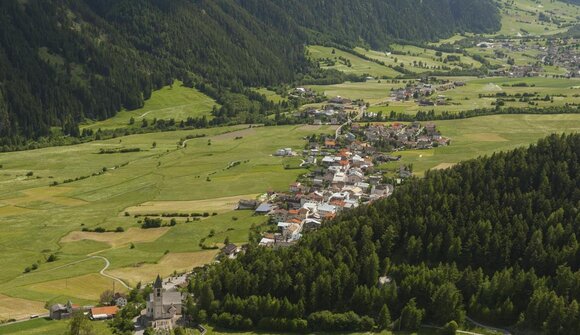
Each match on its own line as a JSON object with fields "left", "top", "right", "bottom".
{"left": 0, "top": 124, "right": 335, "bottom": 314}
{"left": 0, "top": 318, "right": 111, "bottom": 335}
{"left": 493, "top": 0, "right": 580, "bottom": 36}
{"left": 358, "top": 45, "right": 483, "bottom": 74}
{"left": 306, "top": 45, "right": 401, "bottom": 78}
{"left": 83, "top": 81, "right": 218, "bottom": 130}
{"left": 308, "top": 77, "right": 579, "bottom": 115}
{"left": 376, "top": 114, "right": 580, "bottom": 175}
{"left": 254, "top": 88, "right": 288, "bottom": 104}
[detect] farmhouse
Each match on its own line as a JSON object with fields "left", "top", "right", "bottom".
{"left": 49, "top": 301, "right": 82, "bottom": 320}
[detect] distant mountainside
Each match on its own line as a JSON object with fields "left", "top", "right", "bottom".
{"left": 0, "top": 0, "right": 500, "bottom": 144}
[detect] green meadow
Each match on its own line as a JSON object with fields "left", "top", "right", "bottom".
{"left": 83, "top": 81, "right": 218, "bottom": 130}
{"left": 376, "top": 114, "right": 580, "bottom": 175}
{"left": 357, "top": 45, "right": 483, "bottom": 73}
{"left": 493, "top": 0, "right": 580, "bottom": 36}
{"left": 306, "top": 45, "right": 402, "bottom": 78}
{"left": 0, "top": 124, "right": 337, "bottom": 318}
{"left": 0, "top": 318, "right": 111, "bottom": 335}
{"left": 307, "top": 77, "right": 580, "bottom": 115}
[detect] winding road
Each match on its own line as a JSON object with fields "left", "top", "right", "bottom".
{"left": 91, "top": 256, "right": 132, "bottom": 290}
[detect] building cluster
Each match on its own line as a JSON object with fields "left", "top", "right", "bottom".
{"left": 354, "top": 121, "right": 450, "bottom": 151}
{"left": 49, "top": 300, "right": 122, "bottom": 321}
{"left": 391, "top": 81, "right": 465, "bottom": 106}
{"left": 238, "top": 121, "right": 449, "bottom": 248}
{"left": 301, "top": 96, "right": 358, "bottom": 125}
{"left": 545, "top": 39, "right": 579, "bottom": 77}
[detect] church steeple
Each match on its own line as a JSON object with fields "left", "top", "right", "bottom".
{"left": 154, "top": 275, "right": 163, "bottom": 289}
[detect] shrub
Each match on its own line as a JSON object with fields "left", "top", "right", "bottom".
{"left": 115, "top": 227, "right": 125, "bottom": 233}
{"left": 440, "top": 321, "right": 459, "bottom": 335}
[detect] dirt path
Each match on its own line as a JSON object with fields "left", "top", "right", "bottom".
{"left": 91, "top": 256, "right": 132, "bottom": 290}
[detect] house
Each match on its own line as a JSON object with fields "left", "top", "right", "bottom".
{"left": 238, "top": 199, "right": 259, "bottom": 210}
{"left": 141, "top": 276, "right": 183, "bottom": 331}
{"left": 274, "top": 148, "right": 295, "bottom": 157}
{"left": 90, "top": 306, "right": 119, "bottom": 320}
{"left": 303, "top": 218, "right": 322, "bottom": 231}
{"left": 347, "top": 170, "right": 364, "bottom": 184}
{"left": 255, "top": 202, "right": 274, "bottom": 214}
{"left": 50, "top": 301, "right": 81, "bottom": 320}
{"left": 289, "top": 182, "right": 302, "bottom": 193}
{"left": 114, "top": 293, "right": 128, "bottom": 307}
{"left": 317, "top": 203, "right": 337, "bottom": 217}
{"left": 324, "top": 139, "right": 337, "bottom": 149}
{"left": 270, "top": 209, "right": 289, "bottom": 223}
{"left": 222, "top": 243, "right": 240, "bottom": 258}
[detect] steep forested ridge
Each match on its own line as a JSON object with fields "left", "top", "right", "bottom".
{"left": 0, "top": 0, "right": 500, "bottom": 145}
{"left": 189, "top": 134, "right": 580, "bottom": 334}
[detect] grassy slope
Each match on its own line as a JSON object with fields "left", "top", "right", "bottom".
{"left": 0, "top": 124, "right": 336, "bottom": 315}
{"left": 494, "top": 0, "right": 580, "bottom": 36}
{"left": 306, "top": 46, "right": 402, "bottom": 78}
{"left": 358, "top": 46, "right": 483, "bottom": 73}
{"left": 83, "top": 81, "right": 218, "bottom": 130}
{"left": 0, "top": 318, "right": 111, "bottom": 335}
{"left": 376, "top": 114, "right": 580, "bottom": 175}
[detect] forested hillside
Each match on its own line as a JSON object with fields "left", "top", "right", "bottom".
{"left": 0, "top": 0, "right": 500, "bottom": 145}
{"left": 189, "top": 134, "right": 580, "bottom": 334}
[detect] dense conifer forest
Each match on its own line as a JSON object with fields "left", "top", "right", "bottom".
{"left": 188, "top": 134, "right": 580, "bottom": 334}
{"left": 0, "top": 0, "right": 500, "bottom": 146}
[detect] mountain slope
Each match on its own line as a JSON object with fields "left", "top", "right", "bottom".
{"left": 0, "top": 0, "right": 500, "bottom": 145}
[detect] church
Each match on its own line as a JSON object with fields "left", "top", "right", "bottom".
{"left": 140, "top": 275, "right": 184, "bottom": 331}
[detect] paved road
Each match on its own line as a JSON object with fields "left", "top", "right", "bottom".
{"left": 335, "top": 105, "right": 366, "bottom": 140}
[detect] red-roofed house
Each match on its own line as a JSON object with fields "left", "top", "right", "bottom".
{"left": 90, "top": 306, "right": 119, "bottom": 320}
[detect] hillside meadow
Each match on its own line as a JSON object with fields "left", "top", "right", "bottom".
{"left": 82, "top": 81, "right": 218, "bottom": 131}
{"left": 0, "top": 124, "right": 337, "bottom": 318}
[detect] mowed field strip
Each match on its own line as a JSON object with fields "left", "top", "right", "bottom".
{"left": 124, "top": 194, "right": 260, "bottom": 215}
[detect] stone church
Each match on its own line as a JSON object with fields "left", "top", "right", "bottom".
{"left": 140, "top": 275, "right": 183, "bottom": 330}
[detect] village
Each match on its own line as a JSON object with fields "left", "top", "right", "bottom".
{"left": 243, "top": 120, "right": 450, "bottom": 248}
{"left": 388, "top": 79, "right": 467, "bottom": 106}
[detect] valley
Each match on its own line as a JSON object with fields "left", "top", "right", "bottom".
{"left": 0, "top": 0, "right": 578, "bottom": 334}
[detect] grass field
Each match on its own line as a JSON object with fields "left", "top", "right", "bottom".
{"left": 375, "top": 114, "right": 580, "bottom": 175}
{"left": 254, "top": 88, "right": 288, "bottom": 104}
{"left": 308, "top": 77, "right": 580, "bottom": 116}
{"left": 0, "top": 124, "right": 336, "bottom": 317}
{"left": 493, "top": 0, "right": 580, "bottom": 36}
{"left": 357, "top": 45, "right": 483, "bottom": 73}
{"left": 0, "top": 318, "right": 111, "bottom": 335}
{"left": 306, "top": 46, "right": 402, "bottom": 78}
{"left": 83, "top": 81, "right": 218, "bottom": 130}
